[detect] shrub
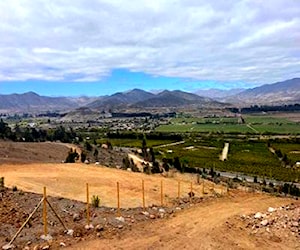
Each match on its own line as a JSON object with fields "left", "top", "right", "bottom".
{"left": 12, "top": 185, "right": 18, "bottom": 192}
{"left": 65, "top": 149, "right": 79, "bottom": 163}
{"left": 0, "top": 177, "right": 4, "bottom": 188}
{"left": 253, "top": 176, "right": 258, "bottom": 183}
{"left": 91, "top": 195, "right": 100, "bottom": 208}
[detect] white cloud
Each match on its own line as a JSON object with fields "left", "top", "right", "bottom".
{"left": 0, "top": 0, "right": 299, "bottom": 86}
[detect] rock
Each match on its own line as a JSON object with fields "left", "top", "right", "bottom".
{"left": 268, "top": 207, "right": 276, "bottom": 213}
{"left": 95, "top": 224, "right": 104, "bottom": 232}
{"left": 40, "top": 235, "right": 52, "bottom": 241}
{"left": 96, "top": 232, "right": 101, "bottom": 237}
{"left": 73, "top": 213, "right": 81, "bottom": 222}
{"left": 85, "top": 224, "right": 94, "bottom": 230}
{"left": 158, "top": 208, "right": 166, "bottom": 213}
{"left": 2, "top": 244, "right": 15, "bottom": 250}
{"left": 291, "top": 221, "right": 299, "bottom": 227}
{"left": 59, "top": 242, "right": 66, "bottom": 247}
{"left": 142, "top": 211, "right": 149, "bottom": 216}
{"left": 26, "top": 241, "right": 32, "bottom": 246}
{"left": 254, "top": 212, "right": 263, "bottom": 219}
{"left": 149, "top": 214, "right": 156, "bottom": 219}
{"left": 115, "top": 216, "right": 125, "bottom": 223}
{"left": 23, "top": 247, "right": 30, "bottom": 250}
{"left": 175, "top": 207, "right": 181, "bottom": 211}
{"left": 66, "top": 229, "right": 74, "bottom": 236}
{"left": 261, "top": 220, "right": 269, "bottom": 226}
{"left": 42, "top": 245, "right": 50, "bottom": 250}
{"left": 118, "top": 225, "right": 123, "bottom": 229}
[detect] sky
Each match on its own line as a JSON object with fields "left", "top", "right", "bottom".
{"left": 0, "top": 0, "right": 299, "bottom": 96}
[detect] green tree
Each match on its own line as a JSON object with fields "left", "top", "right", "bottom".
{"left": 65, "top": 149, "right": 79, "bottom": 163}
{"left": 80, "top": 152, "right": 87, "bottom": 163}
{"left": 93, "top": 148, "right": 99, "bottom": 160}
{"left": 85, "top": 141, "right": 92, "bottom": 151}
{"left": 173, "top": 157, "right": 182, "bottom": 172}
{"left": 142, "top": 135, "right": 147, "bottom": 159}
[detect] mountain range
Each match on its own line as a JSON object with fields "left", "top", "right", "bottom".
{"left": 0, "top": 78, "right": 299, "bottom": 113}
{"left": 195, "top": 88, "right": 245, "bottom": 99}
{"left": 223, "top": 78, "right": 300, "bottom": 105}
{"left": 87, "top": 89, "right": 219, "bottom": 110}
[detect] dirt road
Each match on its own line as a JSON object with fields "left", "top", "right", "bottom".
{"left": 153, "top": 141, "right": 185, "bottom": 148}
{"left": 220, "top": 142, "right": 229, "bottom": 161}
{"left": 70, "top": 192, "right": 299, "bottom": 250}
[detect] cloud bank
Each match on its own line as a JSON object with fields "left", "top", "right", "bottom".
{"left": 0, "top": 0, "right": 299, "bottom": 87}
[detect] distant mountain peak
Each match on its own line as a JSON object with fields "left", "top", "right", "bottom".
{"left": 224, "top": 78, "right": 300, "bottom": 105}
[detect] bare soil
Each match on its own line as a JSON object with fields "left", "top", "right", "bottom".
{"left": 71, "top": 192, "right": 299, "bottom": 250}
{"left": 1, "top": 187, "right": 298, "bottom": 250}
{"left": 0, "top": 141, "right": 70, "bottom": 164}
{"left": 0, "top": 142, "right": 299, "bottom": 249}
{"left": 1, "top": 163, "right": 222, "bottom": 208}
{"left": 0, "top": 141, "right": 127, "bottom": 167}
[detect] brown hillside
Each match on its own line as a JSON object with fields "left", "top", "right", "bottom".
{"left": 0, "top": 141, "right": 71, "bottom": 164}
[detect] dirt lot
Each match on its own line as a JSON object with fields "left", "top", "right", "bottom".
{"left": 1, "top": 163, "right": 221, "bottom": 208}
{"left": 0, "top": 142, "right": 299, "bottom": 249}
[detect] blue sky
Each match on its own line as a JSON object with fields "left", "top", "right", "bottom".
{"left": 0, "top": 1, "right": 299, "bottom": 96}
{"left": 0, "top": 69, "right": 246, "bottom": 96}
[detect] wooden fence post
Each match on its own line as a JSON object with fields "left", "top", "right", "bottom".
{"left": 190, "top": 181, "right": 193, "bottom": 202}
{"left": 160, "top": 180, "right": 163, "bottom": 206}
{"left": 178, "top": 181, "right": 180, "bottom": 199}
{"left": 43, "top": 187, "right": 48, "bottom": 236}
{"left": 86, "top": 183, "right": 90, "bottom": 225}
{"left": 142, "top": 180, "right": 145, "bottom": 210}
{"left": 117, "top": 182, "right": 120, "bottom": 216}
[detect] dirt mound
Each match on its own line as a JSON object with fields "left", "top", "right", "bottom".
{"left": 239, "top": 203, "right": 299, "bottom": 240}
{"left": 0, "top": 141, "right": 70, "bottom": 164}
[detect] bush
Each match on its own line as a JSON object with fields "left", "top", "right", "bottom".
{"left": 253, "top": 176, "right": 258, "bottom": 183}
{"left": 0, "top": 177, "right": 4, "bottom": 188}
{"left": 65, "top": 149, "right": 79, "bottom": 163}
{"left": 91, "top": 195, "right": 100, "bottom": 208}
{"left": 12, "top": 185, "right": 18, "bottom": 192}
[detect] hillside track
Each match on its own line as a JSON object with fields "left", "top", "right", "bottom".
{"left": 70, "top": 191, "right": 299, "bottom": 250}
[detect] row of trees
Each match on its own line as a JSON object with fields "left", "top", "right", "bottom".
{"left": 228, "top": 104, "right": 300, "bottom": 113}
{"left": 107, "top": 131, "right": 182, "bottom": 141}
{"left": 0, "top": 119, "right": 77, "bottom": 143}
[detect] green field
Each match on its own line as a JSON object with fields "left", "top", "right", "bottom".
{"left": 156, "top": 115, "right": 300, "bottom": 134}
{"left": 251, "top": 124, "right": 300, "bottom": 134}
{"left": 156, "top": 123, "right": 253, "bottom": 133}
{"left": 272, "top": 143, "right": 300, "bottom": 165}
{"left": 157, "top": 139, "right": 300, "bottom": 182}
{"left": 244, "top": 115, "right": 292, "bottom": 124}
